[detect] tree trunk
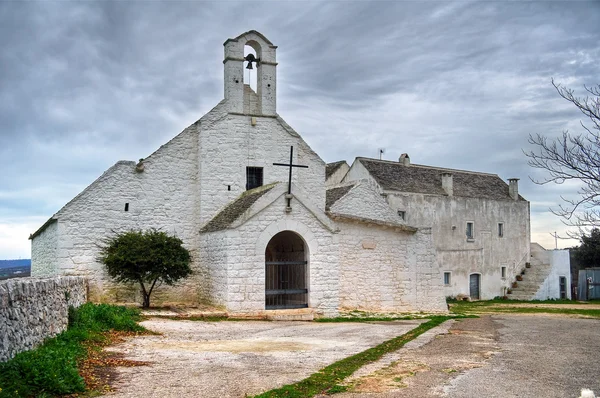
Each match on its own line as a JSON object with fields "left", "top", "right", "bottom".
{"left": 142, "top": 293, "right": 151, "bottom": 308}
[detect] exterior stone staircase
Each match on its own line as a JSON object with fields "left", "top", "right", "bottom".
{"left": 508, "top": 243, "right": 552, "bottom": 300}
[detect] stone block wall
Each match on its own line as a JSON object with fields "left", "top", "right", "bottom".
{"left": 338, "top": 222, "right": 446, "bottom": 313}
{"left": 0, "top": 276, "right": 87, "bottom": 362}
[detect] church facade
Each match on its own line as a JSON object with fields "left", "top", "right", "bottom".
{"left": 30, "top": 31, "right": 447, "bottom": 316}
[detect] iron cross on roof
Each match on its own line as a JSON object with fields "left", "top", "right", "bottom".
{"left": 273, "top": 146, "right": 308, "bottom": 208}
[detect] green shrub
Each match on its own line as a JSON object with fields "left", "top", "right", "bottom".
{"left": 0, "top": 303, "right": 144, "bottom": 397}
{"left": 98, "top": 229, "right": 192, "bottom": 308}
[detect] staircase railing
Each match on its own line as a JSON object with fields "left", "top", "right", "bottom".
{"left": 510, "top": 251, "right": 530, "bottom": 286}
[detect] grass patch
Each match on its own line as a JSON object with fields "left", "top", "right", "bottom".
{"left": 447, "top": 298, "right": 580, "bottom": 305}
{"left": 0, "top": 303, "right": 145, "bottom": 398}
{"left": 252, "top": 316, "right": 452, "bottom": 398}
{"left": 449, "top": 299, "right": 600, "bottom": 318}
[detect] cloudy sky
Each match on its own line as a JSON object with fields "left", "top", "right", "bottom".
{"left": 0, "top": 0, "right": 599, "bottom": 259}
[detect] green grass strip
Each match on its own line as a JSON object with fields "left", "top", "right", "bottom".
{"left": 449, "top": 299, "right": 600, "bottom": 318}
{"left": 252, "top": 316, "right": 452, "bottom": 398}
{"left": 447, "top": 298, "right": 584, "bottom": 306}
{"left": 0, "top": 303, "right": 145, "bottom": 398}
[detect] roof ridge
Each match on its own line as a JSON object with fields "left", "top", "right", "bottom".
{"left": 326, "top": 160, "right": 347, "bottom": 166}
{"left": 357, "top": 157, "right": 499, "bottom": 177}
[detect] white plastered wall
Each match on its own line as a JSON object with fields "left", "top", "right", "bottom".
{"left": 386, "top": 193, "right": 530, "bottom": 299}
{"left": 326, "top": 163, "right": 349, "bottom": 187}
{"left": 38, "top": 121, "right": 203, "bottom": 304}
{"left": 533, "top": 249, "right": 571, "bottom": 300}
{"left": 30, "top": 220, "right": 58, "bottom": 277}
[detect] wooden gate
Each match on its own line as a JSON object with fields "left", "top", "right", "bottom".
{"left": 469, "top": 274, "right": 480, "bottom": 300}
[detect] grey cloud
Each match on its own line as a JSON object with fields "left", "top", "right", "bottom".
{"left": 0, "top": 0, "right": 599, "bottom": 256}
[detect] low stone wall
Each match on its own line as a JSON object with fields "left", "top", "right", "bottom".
{"left": 0, "top": 276, "right": 87, "bottom": 362}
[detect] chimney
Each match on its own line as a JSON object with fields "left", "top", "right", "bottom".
{"left": 508, "top": 178, "right": 519, "bottom": 200}
{"left": 399, "top": 153, "right": 410, "bottom": 166}
{"left": 442, "top": 173, "right": 453, "bottom": 196}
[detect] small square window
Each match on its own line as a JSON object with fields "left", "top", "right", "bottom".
{"left": 443, "top": 272, "right": 451, "bottom": 285}
{"left": 466, "top": 222, "right": 474, "bottom": 240}
{"left": 397, "top": 210, "right": 405, "bottom": 220}
{"left": 498, "top": 223, "right": 504, "bottom": 237}
{"left": 501, "top": 266, "right": 506, "bottom": 279}
{"left": 246, "top": 167, "right": 263, "bottom": 190}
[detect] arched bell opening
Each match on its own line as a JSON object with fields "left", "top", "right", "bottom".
{"left": 244, "top": 42, "right": 260, "bottom": 92}
{"left": 265, "top": 230, "right": 308, "bottom": 310}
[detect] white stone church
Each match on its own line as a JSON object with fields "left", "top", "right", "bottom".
{"left": 30, "top": 31, "right": 569, "bottom": 316}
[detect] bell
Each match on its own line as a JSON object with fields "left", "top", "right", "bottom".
{"left": 246, "top": 62, "right": 253, "bottom": 70}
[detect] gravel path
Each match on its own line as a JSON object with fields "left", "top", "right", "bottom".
{"left": 329, "top": 315, "right": 600, "bottom": 398}
{"left": 104, "top": 318, "right": 425, "bottom": 398}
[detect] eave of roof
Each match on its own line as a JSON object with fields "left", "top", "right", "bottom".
{"left": 200, "top": 183, "right": 278, "bottom": 233}
{"left": 29, "top": 217, "right": 57, "bottom": 240}
{"left": 327, "top": 212, "right": 417, "bottom": 232}
{"left": 325, "top": 183, "right": 355, "bottom": 211}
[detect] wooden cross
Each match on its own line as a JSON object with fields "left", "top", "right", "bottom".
{"left": 273, "top": 146, "right": 308, "bottom": 208}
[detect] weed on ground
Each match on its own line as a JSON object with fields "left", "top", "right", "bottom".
{"left": 0, "top": 303, "right": 146, "bottom": 398}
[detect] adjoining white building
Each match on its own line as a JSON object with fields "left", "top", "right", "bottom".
{"left": 30, "top": 30, "right": 569, "bottom": 314}
{"left": 327, "top": 154, "right": 570, "bottom": 300}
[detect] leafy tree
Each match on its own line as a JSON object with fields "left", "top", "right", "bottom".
{"left": 98, "top": 229, "right": 192, "bottom": 308}
{"left": 572, "top": 228, "right": 600, "bottom": 269}
{"left": 525, "top": 80, "right": 600, "bottom": 237}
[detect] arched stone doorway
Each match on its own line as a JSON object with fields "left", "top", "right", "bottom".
{"left": 265, "top": 231, "right": 308, "bottom": 309}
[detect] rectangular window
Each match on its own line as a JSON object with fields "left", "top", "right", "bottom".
{"left": 501, "top": 266, "right": 506, "bottom": 279}
{"left": 443, "top": 272, "right": 451, "bottom": 285}
{"left": 498, "top": 223, "right": 504, "bottom": 237}
{"left": 559, "top": 276, "right": 567, "bottom": 299}
{"left": 466, "top": 222, "right": 474, "bottom": 240}
{"left": 397, "top": 210, "right": 405, "bottom": 220}
{"left": 246, "top": 167, "right": 263, "bottom": 190}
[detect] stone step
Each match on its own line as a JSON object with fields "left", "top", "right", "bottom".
{"left": 264, "top": 308, "right": 315, "bottom": 321}
{"left": 509, "top": 294, "right": 534, "bottom": 300}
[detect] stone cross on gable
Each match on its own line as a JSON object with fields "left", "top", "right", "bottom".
{"left": 273, "top": 146, "right": 308, "bottom": 210}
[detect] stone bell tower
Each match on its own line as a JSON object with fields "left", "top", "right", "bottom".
{"left": 223, "top": 30, "right": 277, "bottom": 116}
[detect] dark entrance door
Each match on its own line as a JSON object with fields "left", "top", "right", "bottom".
{"left": 265, "top": 231, "right": 308, "bottom": 310}
{"left": 469, "top": 274, "right": 480, "bottom": 300}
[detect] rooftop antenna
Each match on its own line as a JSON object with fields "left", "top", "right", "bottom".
{"left": 378, "top": 148, "right": 385, "bottom": 160}
{"left": 549, "top": 231, "right": 559, "bottom": 250}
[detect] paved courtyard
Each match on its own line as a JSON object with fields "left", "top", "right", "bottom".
{"left": 105, "top": 318, "right": 426, "bottom": 398}
{"left": 106, "top": 315, "right": 600, "bottom": 398}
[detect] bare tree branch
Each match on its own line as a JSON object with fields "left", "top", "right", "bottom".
{"left": 525, "top": 81, "right": 600, "bottom": 238}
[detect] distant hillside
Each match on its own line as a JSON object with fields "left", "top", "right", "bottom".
{"left": 0, "top": 259, "right": 31, "bottom": 269}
